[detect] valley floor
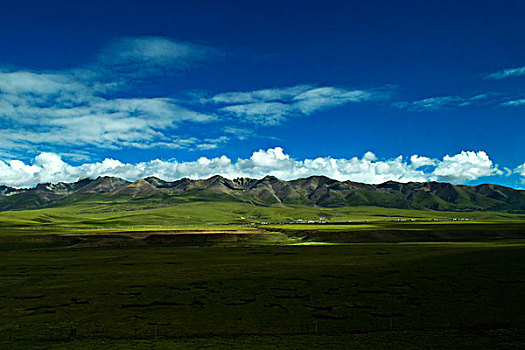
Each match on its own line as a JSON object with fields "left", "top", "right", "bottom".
{"left": 1, "top": 237, "right": 524, "bottom": 349}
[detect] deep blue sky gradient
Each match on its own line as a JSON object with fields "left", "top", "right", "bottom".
{"left": 0, "top": 1, "right": 523, "bottom": 187}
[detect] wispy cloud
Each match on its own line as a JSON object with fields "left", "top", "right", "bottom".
{"left": 91, "top": 36, "right": 216, "bottom": 83}
{"left": 223, "top": 127, "right": 256, "bottom": 140}
{"left": 196, "top": 136, "right": 230, "bottom": 150}
{"left": 100, "top": 37, "right": 210, "bottom": 66}
{"left": 485, "top": 65, "right": 525, "bottom": 79}
{"left": 0, "top": 71, "right": 216, "bottom": 150}
{"left": 212, "top": 85, "right": 388, "bottom": 125}
{"left": 0, "top": 148, "right": 502, "bottom": 188}
{"left": 212, "top": 85, "right": 311, "bottom": 104}
{"left": 501, "top": 98, "right": 525, "bottom": 106}
{"left": 394, "top": 94, "right": 490, "bottom": 112}
{"left": 0, "top": 37, "right": 220, "bottom": 155}
{"left": 220, "top": 102, "right": 290, "bottom": 125}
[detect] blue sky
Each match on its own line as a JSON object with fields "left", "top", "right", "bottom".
{"left": 0, "top": 0, "right": 524, "bottom": 188}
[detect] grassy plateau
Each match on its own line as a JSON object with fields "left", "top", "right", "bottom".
{"left": 0, "top": 200, "right": 524, "bottom": 349}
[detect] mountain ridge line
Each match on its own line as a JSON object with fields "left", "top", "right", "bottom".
{"left": 1, "top": 175, "right": 524, "bottom": 212}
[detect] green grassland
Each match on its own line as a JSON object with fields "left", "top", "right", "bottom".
{"left": 0, "top": 240, "right": 524, "bottom": 349}
{"left": 1, "top": 198, "right": 524, "bottom": 348}
{"left": 0, "top": 198, "right": 524, "bottom": 236}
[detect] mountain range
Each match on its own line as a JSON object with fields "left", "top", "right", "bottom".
{"left": 0, "top": 175, "right": 524, "bottom": 212}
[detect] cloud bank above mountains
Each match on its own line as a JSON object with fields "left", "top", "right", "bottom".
{"left": 0, "top": 147, "right": 506, "bottom": 188}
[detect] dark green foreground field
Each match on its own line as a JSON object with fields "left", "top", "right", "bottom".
{"left": 1, "top": 236, "right": 524, "bottom": 349}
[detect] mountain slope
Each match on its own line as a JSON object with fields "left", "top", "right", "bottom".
{"left": 0, "top": 175, "right": 524, "bottom": 212}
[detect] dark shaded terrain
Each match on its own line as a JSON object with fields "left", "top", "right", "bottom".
{"left": 0, "top": 240, "right": 523, "bottom": 349}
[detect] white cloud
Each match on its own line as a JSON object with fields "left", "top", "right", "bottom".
{"left": 0, "top": 43, "right": 218, "bottom": 152}
{"left": 213, "top": 85, "right": 387, "bottom": 125}
{"left": 0, "top": 148, "right": 504, "bottom": 188}
{"left": 515, "top": 163, "right": 525, "bottom": 177}
{"left": 501, "top": 98, "right": 525, "bottom": 106}
{"left": 0, "top": 71, "right": 83, "bottom": 96}
{"left": 431, "top": 151, "right": 502, "bottom": 183}
{"left": 363, "top": 151, "right": 377, "bottom": 161}
{"left": 293, "top": 87, "right": 375, "bottom": 113}
{"left": 0, "top": 36, "right": 224, "bottom": 156}
{"left": 410, "top": 155, "right": 436, "bottom": 168}
{"left": 486, "top": 65, "right": 525, "bottom": 79}
{"left": 395, "top": 94, "right": 489, "bottom": 112}
{"left": 212, "top": 85, "right": 312, "bottom": 104}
